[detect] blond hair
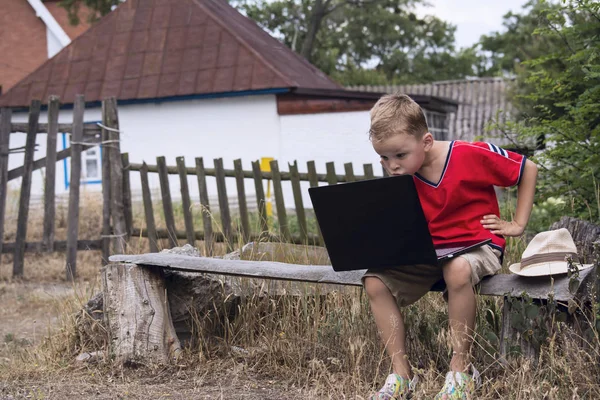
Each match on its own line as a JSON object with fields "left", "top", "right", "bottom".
{"left": 369, "top": 93, "right": 428, "bottom": 142}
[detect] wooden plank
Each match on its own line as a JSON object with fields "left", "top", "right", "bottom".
{"left": 176, "top": 156, "right": 195, "bottom": 246}
{"left": 363, "top": 164, "right": 374, "bottom": 179}
{"left": 289, "top": 161, "right": 307, "bottom": 243}
{"left": 195, "top": 157, "right": 213, "bottom": 256}
{"left": 127, "top": 162, "right": 359, "bottom": 183}
{"left": 140, "top": 162, "right": 159, "bottom": 253}
{"left": 325, "top": 162, "right": 337, "bottom": 185}
{"left": 269, "top": 160, "right": 290, "bottom": 241}
{"left": 13, "top": 100, "right": 40, "bottom": 277}
{"left": 101, "top": 107, "right": 111, "bottom": 263}
{"left": 157, "top": 156, "right": 178, "bottom": 248}
{"left": 0, "top": 108, "right": 12, "bottom": 257}
{"left": 344, "top": 163, "right": 356, "bottom": 182}
{"left": 11, "top": 122, "right": 101, "bottom": 136}
{"left": 2, "top": 239, "right": 103, "bottom": 253}
{"left": 233, "top": 159, "right": 250, "bottom": 244}
{"left": 66, "top": 95, "right": 85, "bottom": 281}
{"left": 42, "top": 96, "right": 60, "bottom": 252}
{"left": 104, "top": 98, "right": 128, "bottom": 255}
{"left": 214, "top": 158, "right": 233, "bottom": 251}
{"left": 108, "top": 253, "right": 596, "bottom": 303}
{"left": 7, "top": 143, "right": 94, "bottom": 182}
{"left": 251, "top": 160, "right": 268, "bottom": 235}
{"left": 121, "top": 153, "right": 133, "bottom": 237}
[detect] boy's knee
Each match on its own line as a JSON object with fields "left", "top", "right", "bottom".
{"left": 364, "top": 276, "right": 391, "bottom": 300}
{"left": 443, "top": 258, "right": 472, "bottom": 290}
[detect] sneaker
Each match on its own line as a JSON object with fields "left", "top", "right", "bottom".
{"left": 370, "top": 373, "right": 417, "bottom": 400}
{"left": 434, "top": 366, "right": 481, "bottom": 400}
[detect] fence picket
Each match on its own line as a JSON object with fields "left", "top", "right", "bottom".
{"left": 195, "top": 157, "right": 214, "bottom": 256}
{"left": 306, "top": 161, "right": 324, "bottom": 243}
{"left": 176, "top": 156, "right": 195, "bottom": 247}
{"left": 121, "top": 153, "right": 133, "bottom": 237}
{"left": 214, "top": 158, "right": 233, "bottom": 251}
{"left": 42, "top": 96, "right": 60, "bottom": 252}
{"left": 326, "top": 162, "right": 337, "bottom": 185}
{"left": 270, "top": 160, "right": 290, "bottom": 241}
{"left": 289, "top": 161, "right": 307, "bottom": 243}
{"left": 13, "top": 100, "right": 40, "bottom": 277}
{"left": 104, "top": 98, "right": 127, "bottom": 255}
{"left": 157, "top": 156, "right": 178, "bottom": 248}
{"left": 140, "top": 162, "right": 159, "bottom": 253}
{"left": 66, "top": 95, "right": 85, "bottom": 280}
{"left": 233, "top": 159, "right": 250, "bottom": 244}
{"left": 0, "top": 108, "right": 11, "bottom": 257}
{"left": 344, "top": 163, "right": 356, "bottom": 182}
{"left": 251, "top": 160, "right": 268, "bottom": 234}
{"left": 364, "top": 164, "right": 374, "bottom": 180}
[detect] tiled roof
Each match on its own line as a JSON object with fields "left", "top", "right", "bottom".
{"left": 349, "top": 78, "right": 515, "bottom": 144}
{"left": 0, "top": 0, "right": 340, "bottom": 108}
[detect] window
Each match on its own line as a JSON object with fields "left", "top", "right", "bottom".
{"left": 424, "top": 110, "right": 449, "bottom": 141}
{"left": 62, "top": 123, "right": 103, "bottom": 189}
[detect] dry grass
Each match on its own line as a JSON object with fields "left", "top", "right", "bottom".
{"left": 1, "top": 190, "right": 599, "bottom": 399}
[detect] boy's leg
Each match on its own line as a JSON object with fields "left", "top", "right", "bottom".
{"left": 364, "top": 276, "right": 411, "bottom": 378}
{"left": 442, "top": 257, "right": 476, "bottom": 373}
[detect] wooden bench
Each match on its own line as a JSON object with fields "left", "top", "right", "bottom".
{"left": 104, "top": 243, "right": 597, "bottom": 366}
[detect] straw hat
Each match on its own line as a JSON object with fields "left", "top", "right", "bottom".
{"left": 509, "top": 228, "right": 594, "bottom": 277}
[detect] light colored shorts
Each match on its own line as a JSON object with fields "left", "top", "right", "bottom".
{"left": 362, "top": 245, "right": 502, "bottom": 307}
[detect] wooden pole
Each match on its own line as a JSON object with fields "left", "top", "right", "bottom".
{"left": 66, "top": 95, "right": 85, "bottom": 280}
{"left": 104, "top": 98, "right": 127, "bottom": 255}
{"left": 269, "top": 160, "right": 290, "bottom": 242}
{"left": 251, "top": 160, "right": 268, "bottom": 235}
{"left": 13, "top": 100, "right": 40, "bottom": 277}
{"left": 289, "top": 161, "right": 307, "bottom": 243}
{"left": 101, "top": 103, "right": 111, "bottom": 263}
{"left": 0, "top": 108, "right": 12, "bottom": 257}
{"left": 121, "top": 153, "right": 133, "bottom": 237}
{"left": 42, "top": 96, "right": 60, "bottom": 252}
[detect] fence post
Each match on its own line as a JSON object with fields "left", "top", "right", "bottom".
{"left": 214, "top": 158, "right": 233, "bottom": 251}
{"left": 157, "top": 156, "right": 177, "bottom": 248}
{"left": 103, "top": 97, "right": 127, "bottom": 255}
{"left": 233, "top": 159, "right": 250, "bottom": 244}
{"left": 251, "top": 160, "right": 268, "bottom": 235}
{"left": 66, "top": 95, "right": 85, "bottom": 280}
{"left": 43, "top": 96, "right": 60, "bottom": 252}
{"left": 121, "top": 153, "right": 133, "bottom": 237}
{"left": 176, "top": 156, "right": 195, "bottom": 247}
{"left": 13, "top": 100, "right": 40, "bottom": 277}
{"left": 140, "top": 162, "right": 159, "bottom": 253}
{"left": 195, "top": 157, "right": 214, "bottom": 256}
{"left": 269, "top": 160, "right": 291, "bottom": 242}
{"left": 0, "top": 108, "right": 12, "bottom": 257}
{"left": 101, "top": 109, "right": 111, "bottom": 263}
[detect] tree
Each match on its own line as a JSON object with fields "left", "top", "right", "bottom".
{"left": 495, "top": 0, "right": 600, "bottom": 220}
{"left": 237, "top": 0, "right": 482, "bottom": 84}
{"left": 59, "top": 0, "right": 121, "bottom": 25}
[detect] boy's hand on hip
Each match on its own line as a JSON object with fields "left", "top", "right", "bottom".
{"left": 481, "top": 215, "right": 524, "bottom": 237}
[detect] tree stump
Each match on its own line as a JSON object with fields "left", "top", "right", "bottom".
{"left": 102, "top": 263, "right": 182, "bottom": 365}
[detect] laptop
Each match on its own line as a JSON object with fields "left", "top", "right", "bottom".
{"left": 308, "top": 175, "right": 491, "bottom": 271}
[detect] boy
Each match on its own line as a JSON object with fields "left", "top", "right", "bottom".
{"left": 365, "top": 94, "right": 537, "bottom": 399}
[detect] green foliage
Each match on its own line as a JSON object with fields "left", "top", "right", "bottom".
{"left": 235, "top": 0, "right": 482, "bottom": 85}
{"left": 59, "top": 0, "right": 121, "bottom": 25}
{"left": 489, "top": 0, "right": 600, "bottom": 221}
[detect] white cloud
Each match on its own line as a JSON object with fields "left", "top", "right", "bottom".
{"left": 415, "top": 0, "right": 529, "bottom": 48}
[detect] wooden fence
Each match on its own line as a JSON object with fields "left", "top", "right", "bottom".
{"left": 1, "top": 96, "right": 385, "bottom": 279}
{"left": 125, "top": 156, "right": 381, "bottom": 256}
{"left": 0, "top": 96, "right": 125, "bottom": 280}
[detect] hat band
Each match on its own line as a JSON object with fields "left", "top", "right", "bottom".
{"left": 521, "top": 251, "right": 579, "bottom": 268}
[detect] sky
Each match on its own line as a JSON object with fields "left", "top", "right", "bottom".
{"left": 415, "top": 0, "right": 530, "bottom": 49}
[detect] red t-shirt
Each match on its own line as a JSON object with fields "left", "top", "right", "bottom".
{"left": 414, "top": 141, "right": 526, "bottom": 254}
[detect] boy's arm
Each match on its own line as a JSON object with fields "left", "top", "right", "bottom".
{"left": 481, "top": 159, "right": 538, "bottom": 237}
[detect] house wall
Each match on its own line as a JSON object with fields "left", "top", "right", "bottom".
{"left": 279, "top": 110, "right": 380, "bottom": 207}
{"left": 7, "top": 94, "right": 282, "bottom": 211}
{"left": 7, "top": 95, "right": 380, "bottom": 220}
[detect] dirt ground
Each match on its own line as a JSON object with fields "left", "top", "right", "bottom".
{"left": 0, "top": 281, "right": 331, "bottom": 400}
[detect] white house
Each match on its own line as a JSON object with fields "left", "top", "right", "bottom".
{"left": 0, "top": 0, "right": 457, "bottom": 209}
